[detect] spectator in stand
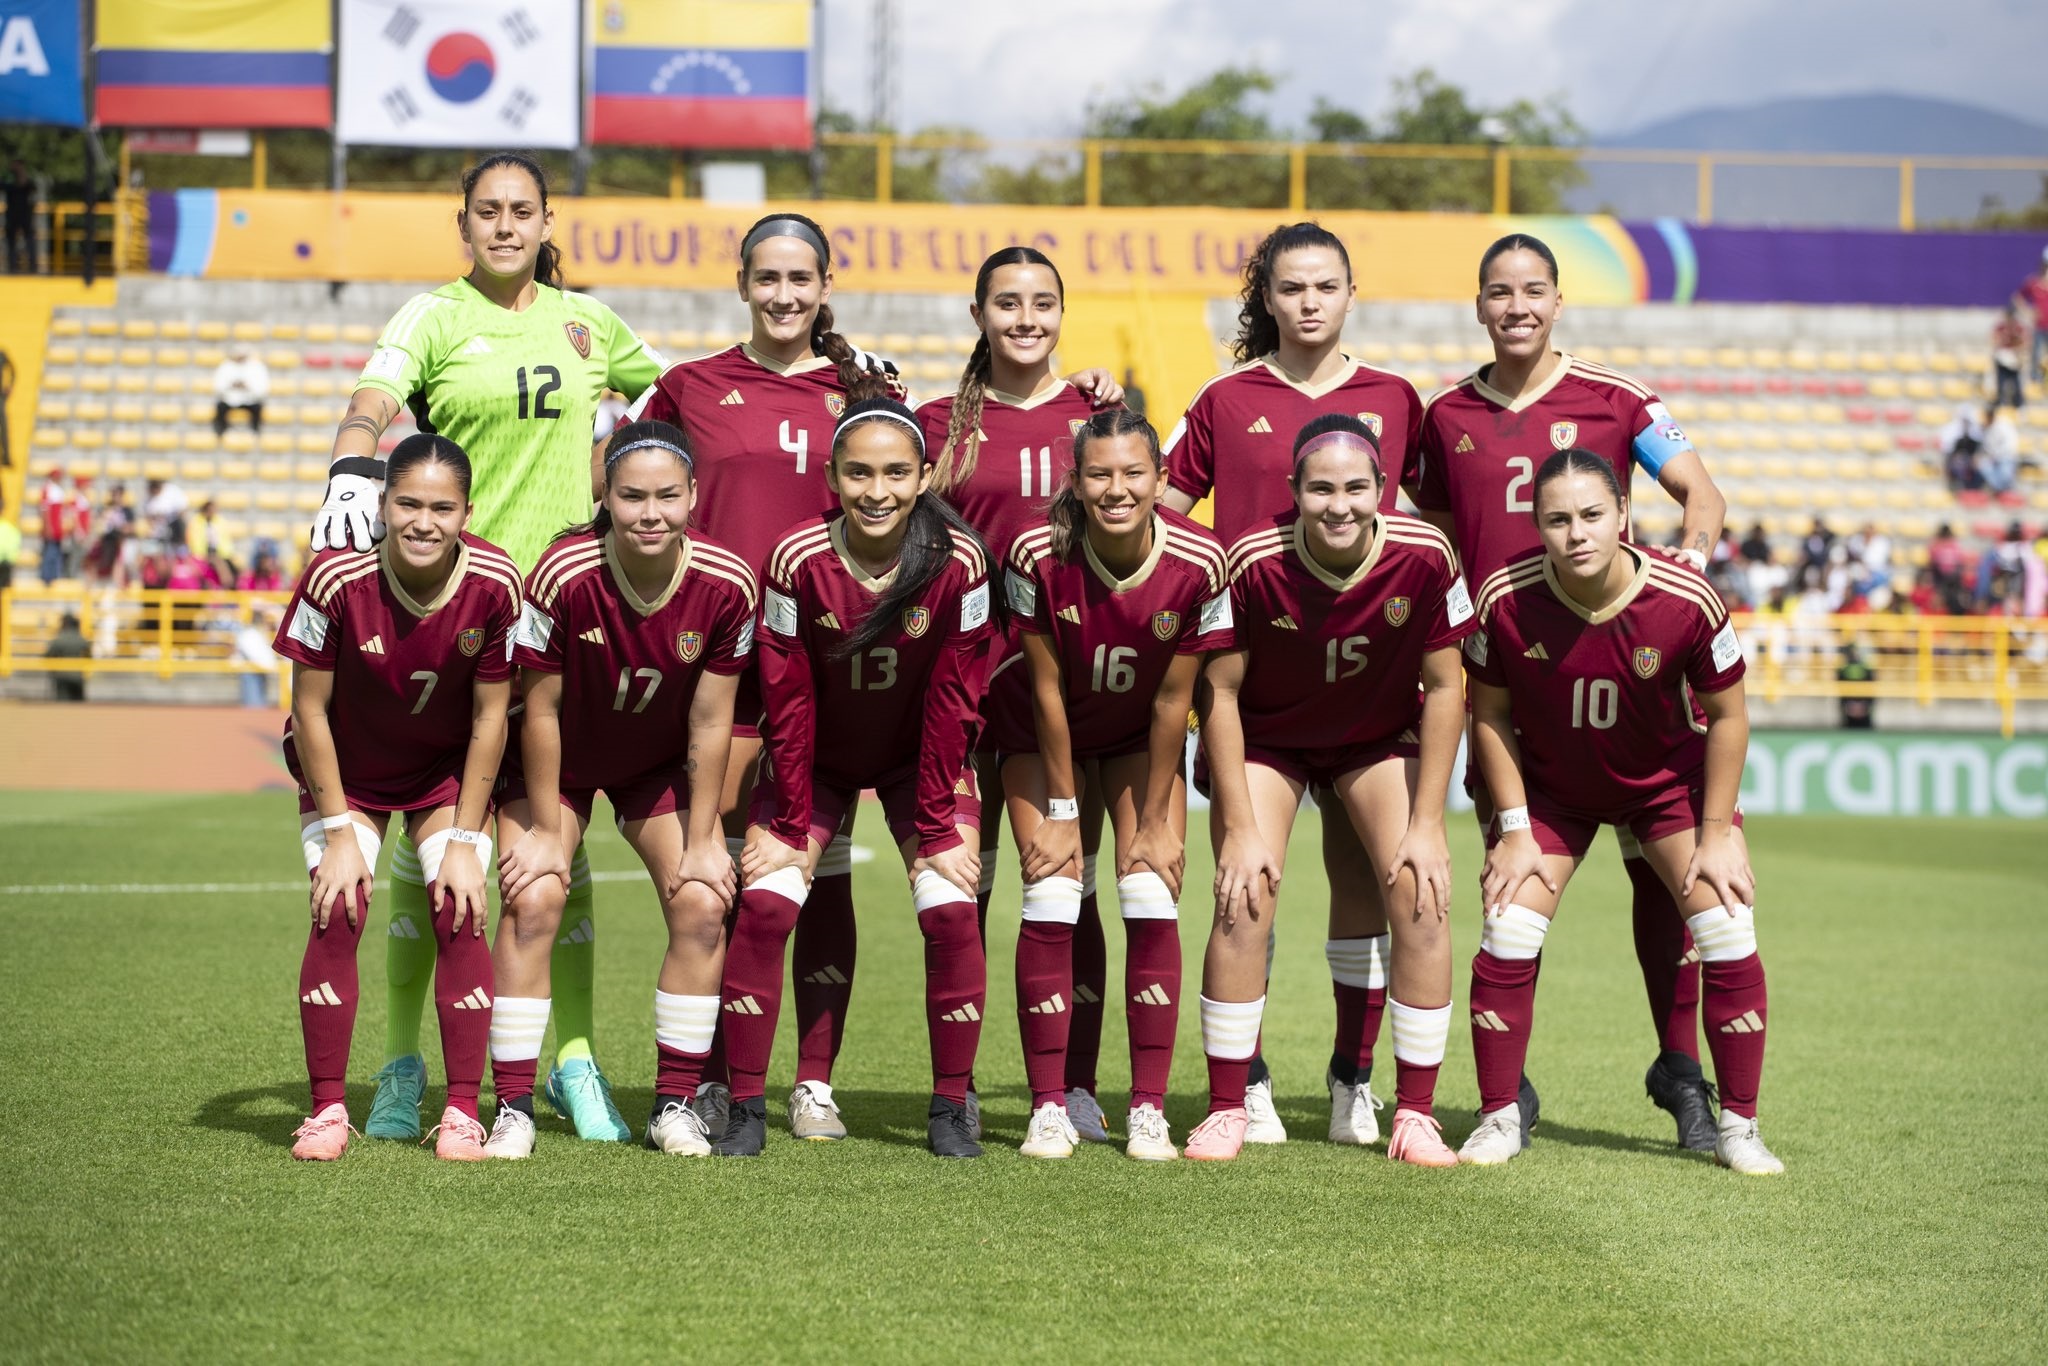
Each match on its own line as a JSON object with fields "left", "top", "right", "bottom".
{"left": 1939, "top": 404, "right": 1985, "bottom": 493}
{"left": 1836, "top": 645, "right": 1875, "bottom": 730}
{"left": 0, "top": 492, "right": 20, "bottom": 591}
{"left": 1908, "top": 567, "right": 1946, "bottom": 616}
{"left": 2020, "top": 246, "right": 2048, "bottom": 386}
{"left": 212, "top": 345, "right": 269, "bottom": 435}
{"left": 1845, "top": 521, "right": 1892, "bottom": 598}
{"left": 1739, "top": 521, "right": 1771, "bottom": 564}
{"left": 45, "top": 611, "right": 88, "bottom": 701}
{"left": 67, "top": 475, "right": 94, "bottom": 577}
{"left": 1977, "top": 522, "right": 2031, "bottom": 612}
{"left": 1800, "top": 517, "right": 1836, "bottom": 574}
{"left": 142, "top": 478, "right": 189, "bottom": 547}
{"left": 37, "top": 468, "right": 69, "bottom": 585}
{"left": 3, "top": 159, "right": 38, "bottom": 275}
{"left": 1991, "top": 305, "right": 2027, "bottom": 409}
{"left": 238, "top": 542, "right": 287, "bottom": 591}
{"left": 186, "top": 498, "right": 224, "bottom": 558}
{"left": 232, "top": 602, "right": 280, "bottom": 708}
{"left": 1120, "top": 366, "right": 1148, "bottom": 417}
{"left": 1979, "top": 405, "right": 2020, "bottom": 499}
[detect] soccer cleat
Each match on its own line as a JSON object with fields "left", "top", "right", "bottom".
{"left": 483, "top": 1106, "right": 537, "bottom": 1159}
{"left": 1327, "top": 1071, "right": 1385, "bottom": 1146}
{"left": 1125, "top": 1104, "right": 1178, "bottom": 1161}
{"left": 542, "top": 1057, "right": 632, "bottom": 1142}
{"left": 1645, "top": 1052, "right": 1720, "bottom": 1152}
{"left": 692, "top": 1081, "right": 731, "bottom": 1138}
{"left": 788, "top": 1081, "right": 847, "bottom": 1141}
{"left": 1019, "top": 1102, "right": 1078, "bottom": 1159}
{"left": 1065, "top": 1087, "right": 1112, "bottom": 1143}
{"left": 290, "top": 1103, "right": 354, "bottom": 1161}
{"left": 1458, "top": 1104, "right": 1525, "bottom": 1166}
{"left": 965, "top": 1089, "right": 981, "bottom": 1142}
{"left": 1183, "top": 1108, "right": 1250, "bottom": 1161}
{"left": 1715, "top": 1113, "right": 1785, "bottom": 1176}
{"left": 712, "top": 1096, "right": 767, "bottom": 1157}
{"left": 1516, "top": 1072, "right": 1541, "bottom": 1149}
{"left": 646, "top": 1101, "right": 713, "bottom": 1156}
{"left": 927, "top": 1097, "right": 983, "bottom": 1159}
{"left": 427, "top": 1107, "right": 488, "bottom": 1162}
{"left": 1243, "top": 1077, "right": 1288, "bottom": 1144}
{"left": 364, "top": 1054, "right": 426, "bottom": 1140}
{"left": 1386, "top": 1109, "right": 1459, "bottom": 1168}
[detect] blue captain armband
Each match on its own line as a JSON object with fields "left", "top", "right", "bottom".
{"left": 1631, "top": 401, "right": 1694, "bottom": 477}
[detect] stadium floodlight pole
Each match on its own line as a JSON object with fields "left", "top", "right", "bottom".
{"left": 331, "top": 134, "right": 347, "bottom": 192}
{"left": 809, "top": 0, "right": 825, "bottom": 199}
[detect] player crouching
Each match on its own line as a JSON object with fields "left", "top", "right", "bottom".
{"left": 275, "top": 436, "right": 520, "bottom": 1161}
{"left": 1460, "top": 450, "right": 1781, "bottom": 1175}
{"left": 490, "top": 422, "right": 753, "bottom": 1158}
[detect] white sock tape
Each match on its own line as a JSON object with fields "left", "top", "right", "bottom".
{"left": 1325, "top": 935, "right": 1390, "bottom": 990}
{"left": 1116, "top": 871, "right": 1177, "bottom": 921}
{"left": 1199, "top": 994, "right": 1264, "bottom": 1061}
{"left": 653, "top": 990, "right": 719, "bottom": 1054}
{"left": 912, "top": 868, "right": 973, "bottom": 913}
{"left": 488, "top": 995, "right": 550, "bottom": 1062}
{"left": 1685, "top": 905, "right": 1757, "bottom": 962}
{"left": 1020, "top": 876, "right": 1083, "bottom": 925}
{"left": 1480, "top": 904, "right": 1551, "bottom": 961}
{"left": 1389, "top": 998, "right": 1452, "bottom": 1067}
{"left": 744, "top": 864, "right": 810, "bottom": 906}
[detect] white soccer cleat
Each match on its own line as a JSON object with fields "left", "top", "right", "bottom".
{"left": 483, "top": 1107, "right": 537, "bottom": 1160}
{"left": 1243, "top": 1077, "right": 1287, "bottom": 1145}
{"left": 647, "top": 1101, "right": 713, "bottom": 1156}
{"left": 1065, "top": 1087, "right": 1112, "bottom": 1143}
{"left": 1125, "top": 1103, "right": 1178, "bottom": 1162}
{"left": 1019, "top": 1102, "right": 1078, "bottom": 1160}
{"left": 1458, "top": 1104, "right": 1525, "bottom": 1166}
{"left": 1327, "top": 1072, "right": 1385, "bottom": 1146}
{"left": 1715, "top": 1112, "right": 1785, "bottom": 1176}
{"left": 788, "top": 1081, "right": 848, "bottom": 1141}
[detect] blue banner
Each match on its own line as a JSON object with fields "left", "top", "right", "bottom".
{"left": 0, "top": 0, "right": 85, "bottom": 126}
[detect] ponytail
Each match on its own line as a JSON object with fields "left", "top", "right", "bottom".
{"left": 1050, "top": 409, "right": 1161, "bottom": 563}
{"left": 739, "top": 210, "right": 889, "bottom": 405}
{"left": 935, "top": 247, "right": 1066, "bottom": 494}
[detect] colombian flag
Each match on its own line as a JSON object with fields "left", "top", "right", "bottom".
{"left": 591, "top": 0, "right": 811, "bottom": 150}
{"left": 95, "top": 0, "right": 332, "bottom": 129}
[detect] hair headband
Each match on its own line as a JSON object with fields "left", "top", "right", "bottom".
{"left": 606, "top": 437, "right": 693, "bottom": 471}
{"left": 840, "top": 406, "right": 927, "bottom": 459}
{"left": 1294, "top": 431, "right": 1383, "bottom": 469}
{"left": 741, "top": 217, "right": 830, "bottom": 268}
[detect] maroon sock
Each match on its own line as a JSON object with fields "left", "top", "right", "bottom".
{"left": 1701, "top": 953, "right": 1768, "bottom": 1118}
{"left": 721, "top": 881, "right": 805, "bottom": 1102}
{"left": 430, "top": 891, "right": 492, "bottom": 1119}
{"left": 491, "top": 1056, "right": 537, "bottom": 1108}
{"left": 1123, "top": 918, "right": 1181, "bottom": 1110}
{"left": 917, "top": 886, "right": 985, "bottom": 1105}
{"left": 1628, "top": 857, "right": 1702, "bottom": 1061}
{"left": 1331, "top": 981, "right": 1388, "bottom": 1078}
{"left": 1470, "top": 949, "right": 1539, "bottom": 1113}
{"left": 656, "top": 1042, "right": 709, "bottom": 1101}
{"left": 791, "top": 871, "right": 856, "bottom": 1087}
{"left": 1206, "top": 1054, "right": 1251, "bottom": 1113}
{"left": 1015, "top": 920, "right": 1075, "bottom": 1107}
{"left": 1064, "top": 891, "right": 1106, "bottom": 1095}
{"left": 299, "top": 887, "right": 368, "bottom": 1110}
{"left": 1394, "top": 1058, "right": 1442, "bottom": 1117}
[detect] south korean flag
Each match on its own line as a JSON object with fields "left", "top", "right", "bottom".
{"left": 338, "top": 0, "right": 581, "bottom": 150}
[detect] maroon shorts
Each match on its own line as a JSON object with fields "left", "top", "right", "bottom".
{"left": 1509, "top": 781, "right": 1744, "bottom": 859}
{"left": 1244, "top": 734, "right": 1418, "bottom": 789}
{"left": 284, "top": 733, "right": 461, "bottom": 817}
{"left": 496, "top": 743, "right": 689, "bottom": 827}
{"left": 749, "top": 766, "right": 982, "bottom": 853}
{"left": 731, "top": 659, "right": 765, "bottom": 742}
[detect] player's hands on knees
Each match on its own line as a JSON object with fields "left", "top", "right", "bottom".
{"left": 500, "top": 826, "right": 569, "bottom": 905}
{"left": 1020, "top": 812, "right": 1082, "bottom": 885}
{"left": 914, "top": 842, "right": 980, "bottom": 900}
{"left": 1682, "top": 824, "right": 1754, "bottom": 913}
{"left": 1212, "top": 828, "right": 1280, "bottom": 928}
{"left": 434, "top": 841, "right": 488, "bottom": 938}
{"left": 1390, "top": 818, "right": 1452, "bottom": 922}
{"left": 1480, "top": 831, "right": 1554, "bottom": 917}
{"left": 312, "top": 826, "right": 372, "bottom": 930}
{"left": 670, "top": 841, "right": 738, "bottom": 908}
{"left": 740, "top": 827, "right": 805, "bottom": 887}
{"left": 1122, "top": 823, "right": 1185, "bottom": 901}
{"left": 1067, "top": 369, "right": 1125, "bottom": 406}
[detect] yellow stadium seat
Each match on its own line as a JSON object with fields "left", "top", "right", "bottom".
{"left": 1680, "top": 347, "right": 1712, "bottom": 369}
{"left": 1940, "top": 378, "right": 1979, "bottom": 402}
{"left": 215, "top": 459, "right": 253, "bottom": 481}
{"left": 178, "top": 459, "right": 214, "bottom": 482}
{"left": 187, "top": 375, "right": 217, "bottom": 396}
{"left": 1822, "top": 351, "right": 1853, "bottom": 372}
{"left": 340, "top": 324, "right": 377, "bottom": 344}
{"left": 182, "top": 402, "right": 212, "bottom": 424}
{"left": 303, "top": 324, "right": 338, "bottom": 343}
{"left": 1883, "top": 487, "right": 1916, "bottom": 510}
{"left": 193, "top": 347, "right": 225, "bottom": 368}
{"left": 157, "top": 320, "right": 192, "bottom": 341}
{"left": 71, "top": 429, "right": 104, "bottom": 451}
{"left": 196, "top": 321, "right": 229, "bottom": 342}
{"left": 149, "top": 375, "right": 182, "bottom": 395}
{"left": 1902, "top": 378, "right": 1936, "bottom": 400}
{"left": 49, "top": 317, "right": 82, "bottom": 338}
{"left": 1888, "top": 352, "right": 1924, "bottom": 374}
{"left": 114, "top": 374, "right": 148, "bottom": 394}
{"left": 253, "top": 519, "right": 293, "bottom": 543}
{"left": 255, "top": 489, "right": 291, "bottom": 512}
{"left": 1857, "top": 431, "right": 1891, "bottom": 454}
{"left": 1642, "top": 346, "right": 1675, "bottom": 368}
{"left": 230, "top": 322, "right": 265, "bottom": 342}
{"left": 67, "top": 456, "right": 101, "bottom": 479}
{"left": 1731, "top": 485, "right": 1767, "bottom": 510}
{"left": 953, "top": 334, "right": 980, "bottom": 357}
{"left": 120, "top": 320, "right": 157, "bottom": 341}
{"left": 215, "top": 489, "right": 253, "bottom": 512}
{"left": 143, "top": 459, "right": 177, "bottom": 481}
{"left": 1431, "top": 342, "right": 1465, "bottom": 365}
{"left": 1920, "top": 487, "right": 1954, "bottom": 510}
{"left": 918, "top": 334, "right": 952, "bottom": 358}
{"left": 1720, "top": 454, "right": 1757, "bottom": 478}
{"left": 259, "top": 432, "right": 295, "bottom": 455}
{"left": 1809, "top": 485, "right": 1845, "bottom": 510}
{"left": 41, "top": 371, "right": 74, "bottom": 393}
{"left": 103, "top": 458, "right": 140, "bottom": 481}
{"left": 45, "top": 344, "right": 78, "bottom": 366}
{"left": 267, "top": 350, "right": 302, "bottom": 370}
{"left": 256, "top": 461, "right": 293, "bottom": 482}
{"left": 1786, "top": 352, "right": 1818, "bottom": 372}
{"left": 1712, "top": 347, "right": 1747, "bottom": 370}
{"left": 222, "top": 430, "right": 257, "bottom": 454}
{"left": 1465, "top": 342, "right": 1494, "bottom": 365}
{"left": 1847, "top": 488, "right": 1880, "bottom": 509}
{"left": 72, "top": 398, "right": 108, "bottom": 423}
{"left": 1823, "top": 432, "right": 1855, "bottom": 453}
{"left": 1395, "top": 342, "right": 1428, "bottom": 363}
{"left": 296, "top": 432, "right": 329, "bottom": 454}
{"left": 1573, "top": 345, "right": 1608, "bottom": 366}
{"left": 181, "top": 433, "right": 217, "bottom": 456}
{"left": 85, "top": 318, "right": 119, "bottom": 338}
{"left": 113, "top": 400, "right": 150, "bottom": 423}
{"left": 1760, "top": 456, "right": 1795, "bottom": 480}
{"left": 268, "top": 323, "right": 302, "bottom": 342}
{"left": 2028, "top": 407, "right": 2048, "bottom": 428}
{"left": 1702, "top": 399, "right": 1735, "bottom": 422}
{"left": 146, "top": 431, "right": 180, "bottom": 453}
{"left": 663, "top": 329, "right": 701, "bottom": 353}
{"left": 1912, "top": 404, "right": 1946, "bottom": 427}
{"left": 1356, "top": 341, "right": 1392, "bottom": 364}
{"left": 1856, "top": 352, "right": 1889, "bottom": 373}
{"left": 1748, "top": 348, "right": 1784, "bottom": 370}
{"left": 77, "top": 373, "right": 111, "bottom": 394}
{"left": 1770, "top": 487, "right": 1807, "bottom": 509}
{"left": 1715, "top": 431, "right": 1748, "bottom": 452}
{"left": 918, "top": 359, "right": 954, "bottom": 384}
{"left": 266, "top": 376, "right": 300, "bottom": 399}
{"left": 880, "top": 333, "right": 916, "bottom": 358}
{"left": 156, "top": 347, "right": 190, "bottom": 367}
{"left": 297, "top": 459, "right": 331, "bottom": 483}
{"left": 1798, "top": 457, "right": 1834, "bottom": 480}
{"left": 1734, "top": 401, "right": 1769, "bottom": 424}
{"left": 36, "top": 398, "right": 71, "bottom": 422}
{"left": 293, "top": 489, "right": 325, "bottom": 513}
{"left": 1785, "top": 432, "right": 1819, "bottom": 453}
{"left": 298, "top": 376, "right": 335, "bottom": 398}
{"left": 82, "top": 344, "right": 114, "bottom": 367}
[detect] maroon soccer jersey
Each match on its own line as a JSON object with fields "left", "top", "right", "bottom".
{"left": 1163, "top": 357, "right": 1420, "bottom": 542}
{"left": 513, "top": 530, "right": 757, "bottom": 794}
{"left": 1464, "top": 546, "right": 1745, "bottom": 816}
{"left": 273, "top": 534, "right": 522, "bottom": 810}
{"left": 992, "top": 505, "right": 1234, "bottom": 759}
{"left": 916, "top": 381, "right": 1103, "bottom": 563}
{"left": 756, "top": 515, "right": 994, "bottom": 855}
{"left": 1414, "top": 354, "right": 1694, "bottom": 584}
{"left": 1226, "top": 512, "right": 1475, "bottom": 750}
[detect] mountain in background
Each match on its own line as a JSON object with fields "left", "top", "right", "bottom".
{"left": 1602, "top": 93, "right": 2048, "bottom": 156}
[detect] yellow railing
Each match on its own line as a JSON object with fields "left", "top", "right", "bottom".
{"left": 0, "top": 586, "right": 292, "bottom": 694}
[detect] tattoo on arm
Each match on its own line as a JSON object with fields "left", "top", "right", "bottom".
{"left": 1692, "top": 532, "right": 1710, "bottom": 552}
{"left": 338, "top": 415, "right": 381, "bottom": 440}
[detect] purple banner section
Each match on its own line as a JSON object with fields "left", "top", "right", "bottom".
{"left": 146, "top": 192, "right": 179, "bottom": 273}
{"left": 1623, "top": 219, "right": 2048, "bottom": 307}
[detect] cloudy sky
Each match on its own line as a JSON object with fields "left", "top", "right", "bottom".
{"left": 816, "top": 0, "right": 2048, "bottom": 138}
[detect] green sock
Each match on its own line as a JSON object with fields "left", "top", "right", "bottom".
{"left": 550, "top": 842, "right": 596, "bottom": 1066}
{"left": 382, "top": 831, "right": 435, "bottom": 1064}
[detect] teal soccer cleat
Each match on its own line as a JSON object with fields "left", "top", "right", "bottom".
{"left": 543, "top": 1057, "right": 632, "bottom": 1142}
{"left": 364, "top": 1054, "right": 426, "bottom": 1140}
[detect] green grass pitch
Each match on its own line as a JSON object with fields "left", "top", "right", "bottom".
{"left": 2, "top": 791, "right": 2043, "bottom": 1360}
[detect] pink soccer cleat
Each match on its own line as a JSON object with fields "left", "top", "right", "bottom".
{"left": 290, "top": 1102, "right": 354, "bottom": 1162}
{"left": 428, "top": 1106, "right": 488, "bottom": 1162}
{"left": 1387, "top": 1108, "right": 1459, "bottom": 1168}
{"left": 1183, "top": 1107, "right": 1249, "bottom": 1161}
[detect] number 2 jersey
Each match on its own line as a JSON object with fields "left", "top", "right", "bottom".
{"left": 1463, "top": 545, "right": 1744, "bottom": 817}
{"left": 756, "top": 515, "right": 994, "bottom": 856}
{"left": 272, "top": 533, "right": 523, "bottom": 810}
{"left": 512, "top": 530, "right": 757, "bottom": 794}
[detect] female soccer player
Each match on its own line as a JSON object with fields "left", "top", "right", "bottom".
{"left": 275, "top": 436, "right": 521, "bottom": 1162}
{"left": 1162, "top": 222, "right": 1425, "bottom": 1146}
{"left": 1413, "top": 233, "right": 1732, "bottom": 1151}
{"left": 917, "top": 246, "right": 1118, "bottom": 1144}
{"left": 485, "top": 421, "right": 753, "bottom": 1159}
{"left": 714, "top": 399, "right": 995, "bottom": 1158}
{"left": 309, "top": 152, "right": 668, "bottom": 1145}
{"left": 991, "top": 409, "right": 1235, "bottom": 1162}
{"left": 1189, "top": 416, "right": 1469, "bottom": 1165}
{"left": 1459, "top": 450, "right": 1780, "bottom": 1176}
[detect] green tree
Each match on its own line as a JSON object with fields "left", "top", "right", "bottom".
{"left": 1079, "top": 67, "right": 1289, "bottom": 208}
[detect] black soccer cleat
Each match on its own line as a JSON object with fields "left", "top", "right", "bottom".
{"left": 1516, "top": 1072, "right": 1541, "bottom": 1150}
{"left": 711, "top": 1096, "right": 767, "bottom": 1157}
{"left": 1645, "top": 1051, "right": 1719, "bottom": 1152}
{"left": 927, "top": 1096, "right": 983, "bottom": 1159}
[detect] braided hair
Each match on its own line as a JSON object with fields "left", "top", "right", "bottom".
{"left": 934, "top": 247, "right": 1065, "bottom": 494}
{"left": 739, "top": 212, "right": 890, "bottom": 405}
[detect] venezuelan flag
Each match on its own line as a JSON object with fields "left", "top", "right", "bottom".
{"left": 95, "top": 0, "right": 331, "bottom": 129}
{"left": 592, "top": 0, "right": 812, "bottom": 150}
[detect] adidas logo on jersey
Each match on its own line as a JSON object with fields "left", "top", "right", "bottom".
{"left": 359, "top": 635, "right": 386, "bottom": 654}
{"left": 557, "top": 917, "right": 593, "bottom": 946}
{"left": 1455, "top": 434, "right": 1475, "bottom": 453}
{"left": 462, "top": 336, "right": 492, "bottom": 355}
{"left": 1523, "top": 642, "right": 1550, "bottom": 660}
{"left": 578, "top": 627, "right": 605, "bottom": 646}
{"left": 1026, "top": 994, "right": 1066, "bottom": 1015}
{"left": 814, "top": 611, "right": 841, "bottom": 630}
{"left": 1131, "top": 983, "right": 1172, "bottom": 1006}
{"left": 940, "top": 1003, "right": 982, "bottom": 1023}
{"left": 1057, "top": 605, "right": 1081, "bottom": 623}
{"left": 1472, "top": 1009, "right": 1511, "bottom": 1032}
{"left": 1073, "top": 985, "right": 1100, "bottom": 1005}
{"left": 719, "top": 389, "right": 745, "bottom": 406}
{"left": 1246, "top": 416, "right": 1273, "bottom": 434}
{"left": 301, "top": 981, "right": 343, "bottom": 1006}
{"left": 724, "top": 995, "right": 765, "bottom": 1016}
{"left": 450, "top": 987, "right": 492, "bottom": 1011}
{"left": 1270, "top": 614, "right": 1298, "bottom": 630}
{"left": 1719, "top": 1010, "right": 1765, "bottom": 1035}
{"left": 387, "top": 917, "right": 421, "bottom": 940}
{"left": 804, "top": 965, "right": 849, "bottom": 985}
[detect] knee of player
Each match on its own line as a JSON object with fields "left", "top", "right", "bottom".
{"left": 503, "top": 883, "right": 567, "bottom": 938}
{"left": 664, "top": 890, "right": 729, "bottom": 953}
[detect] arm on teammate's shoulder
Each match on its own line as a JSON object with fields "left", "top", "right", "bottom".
{"left": 311, "top": 388, "right": 402, "bottom": 552}
{"left": 1160, "top": 486, "right": 1198, "bottom": 516}
{"left": 1654, "top": 448, "right": 1727, "bottom": 569}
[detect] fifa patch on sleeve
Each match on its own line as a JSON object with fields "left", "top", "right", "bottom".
{"left": 1711, "top": 620, "right": 1742, "bottom": 672}
{"left": 1199, "top": 592, "right": 1233, "bottom": 635}
{"left": 1006, "top": 570, "right": 1037, "bottom": 619}
{"left": 960, "top": 580, "right": 990, "bottom": 631}
{"left": 363, "top": 347, "right": 408, "bottom": 382}
{"left": 1446, "top": 577, "right": 1474, "bottom": 626}
{"left": 734, "top": 618, "right": 756, "bottom": 658}
{"left": 1465, "top": 630, "right": 1489, "bottom": 668}
{"left": 764, "top": 589, "right": 799, "bottom": 638}
{"left": 513, "top": 603, "right": 553, "bottom": 653}
{"left": 287, "top": 602, "right": 329, "bottom": 651}
{"left": 1631, "top": 401, "right": 1693, "bottom": 476}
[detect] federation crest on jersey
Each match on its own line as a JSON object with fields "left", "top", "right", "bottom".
{"left": 1383, "top": 596, "right": 1412, "bottom": 627}
{"left": 1356, "top": 412, "right": 1384, "bottom": 438}
{"left": 1633, "top": 646, "right": 1662, "bottom": 679}
{"left": 457, "top": 627, "right": 484, "bottom": 657}
{"left": 1068, "top": 418, "right": 1088, "bottom": 437}
{"left": 902, "top": 605, "right": 932, "bottom": 639}
{"left": 824, "top": 393, "right": 846, "bottom": 418}
{"left": 1550, "top": 421, "right": 1579, "bottom": 449}
{"left": 1152, "top": 610, "right": 1181, "bottom": 641}
{"left": 677, "top": 630, "right": 704, "bottom": 663}
{"left": 564, "top": 320, "right": 592, "bottom": 360}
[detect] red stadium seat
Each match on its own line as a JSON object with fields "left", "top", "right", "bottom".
{"left": 1655, "top": 376, "right": 1686, "bottom": 394}
{"left": 1894, "top": 433, "right": 1930, "bottom": 452}
{"left": 1832, "top": 379, "right": 1868, "bottom": 398}
{"left": 1692, "top": 376, "right": 1724, "bottom": 395}
{"left": 1800, "top": 379, "right": 1831, "bottom": 396}
{"left": 1883, "top": 408, "right": 1916, "bottom": 426}
{"left": 1763, "top": 377, "right": 1794, "bottom": 395}
{"left": 1725, "top": 376, "right": 1758, "bottom": 395}
{"left": 304, "top": 353, "right": 335, "bottom": 369}
{"left": 1843, "top": 406, "right": 1877, "bottom": 424}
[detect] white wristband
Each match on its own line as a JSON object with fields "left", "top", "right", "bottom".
{"left": 446, "top": 828, "right": 484, "bottom": 846}
{"left": 1496, "top": 805, "right": 1531, "bottom": 834}
{"left": 320, "top": 813, "right": 355, "bottom": 832}
{"left": 1046, "top": 797, "right": 1079, "bottom": 822}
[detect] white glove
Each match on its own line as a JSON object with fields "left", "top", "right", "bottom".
{"left": 310, "top": 469, "right": 384, "bottom": 552}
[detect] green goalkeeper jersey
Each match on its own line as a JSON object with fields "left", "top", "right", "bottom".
{"left": 354, "top": 277, "right": 665, "bottom": 570}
